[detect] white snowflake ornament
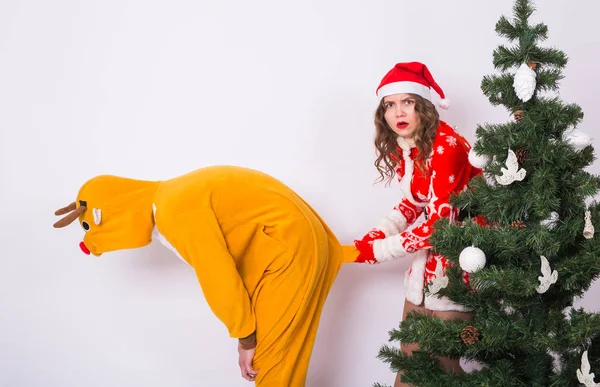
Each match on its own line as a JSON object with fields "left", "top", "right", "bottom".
{"left": 468, "top": 148, "right": 491, "bottom": 169}
{"left": 495, "top": 149, "right": 527, "bottom": 185}
{"left": 513, "top": 62, "right": 537, "bottom": 102}
{"left": 536, "top": 256, "right": 558, "bottom": 294}
{"left": 577, "top": 350, "right": 600, "bottom": 387}
{"left": 459, "top": 246, "right": 487, "bottom": 273}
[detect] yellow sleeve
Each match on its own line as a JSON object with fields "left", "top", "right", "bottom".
{"left": 167, "top": 208, "right": 256, "bottom": 339}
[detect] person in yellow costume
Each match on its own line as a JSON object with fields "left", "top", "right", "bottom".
{"left": 53, "top": 165, "right": 358, "bottom": 386}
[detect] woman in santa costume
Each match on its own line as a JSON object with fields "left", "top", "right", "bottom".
{"left": 352, "top": 62, "right": 482, "bottom": 386}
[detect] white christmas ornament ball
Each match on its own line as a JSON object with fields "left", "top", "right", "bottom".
{"left": 459, "top": 246, "right": 487, "bottom": 273}
{"left": 468, "top": 148, "right": 491, "bottom": 169}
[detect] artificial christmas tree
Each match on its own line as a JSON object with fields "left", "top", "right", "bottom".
{"left": 375, "top": 1, "right": 600, "bottom": 386}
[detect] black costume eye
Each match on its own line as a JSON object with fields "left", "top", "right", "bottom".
{"left": 81, "top": 221, "right": 90, "bottom": 231}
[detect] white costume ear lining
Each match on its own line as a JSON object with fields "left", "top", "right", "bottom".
{"left": 93, "top": 208, "right": 102, "bottom": 225}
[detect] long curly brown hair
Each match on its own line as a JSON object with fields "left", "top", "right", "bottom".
{"left": 373, "top": 94, "right": 439, "bottom": 185}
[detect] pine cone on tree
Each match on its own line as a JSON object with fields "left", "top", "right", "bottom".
{"left": 516, "top": 149, "right": 528, "bottom": 164}
{"left": 514, "top": 110, "right": 526, "bottom": 122}
{"left": 527, "top": 61, "right": 538, "bottom": 70}
{"left": 460, "top": 325, "right": 480, "bottom": 345}
{"left": 511, "top": 220, "right": 526, "bottom": 229}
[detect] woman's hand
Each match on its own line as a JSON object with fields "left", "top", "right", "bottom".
{"left": 353, "top": 228, "right": 385, "bottom": 263}
{"left": 238, "top": 342, "right": 258, "bottom": 381}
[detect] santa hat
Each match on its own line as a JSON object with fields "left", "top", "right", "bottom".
{"left": 376, "top": 62, "right": 449, "bottom": 109}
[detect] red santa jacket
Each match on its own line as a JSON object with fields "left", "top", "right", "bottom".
{"left": 354, "top": 121, "right": 482, "bottom": 310}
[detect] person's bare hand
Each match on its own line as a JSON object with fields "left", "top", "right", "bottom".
{"left": 238, "top": 342, "right": 258, "bottom": 381}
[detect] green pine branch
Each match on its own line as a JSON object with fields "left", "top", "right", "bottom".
{"left": 513, "top": 0, "right": 535, "bottom": 27}
{"left": 376, "top": 349, "right": 468, "bottom": 387}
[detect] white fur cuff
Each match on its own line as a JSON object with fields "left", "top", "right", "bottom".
{"left": 376, "top": 210, "right": 408, "bottom": 236}
{"left": 376, "top": 217, "right": 397, "bottom": 236}
{"left": 389, "top": 209, "right": 408, "bottom": 231}
{"left": 373, "top": 235, "right": 407, "bottom": 262}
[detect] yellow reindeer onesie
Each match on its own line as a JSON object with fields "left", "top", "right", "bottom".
{"left": 53, "top": 165, "right": 357, "bottom": 387}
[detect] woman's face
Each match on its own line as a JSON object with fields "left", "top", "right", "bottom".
{"left": 382, "top": 93, "right": 420, "bottom": 140}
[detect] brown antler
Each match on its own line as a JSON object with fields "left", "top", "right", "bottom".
{"left": 54, "top": 202, "right": 76, "bottom": 215}
{"left": 53, "top": 203, "right": 86, "bottom": 228}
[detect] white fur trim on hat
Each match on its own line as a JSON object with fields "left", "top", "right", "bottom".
{"left": 377, "top": 81, "right": 432, "bottom": 101}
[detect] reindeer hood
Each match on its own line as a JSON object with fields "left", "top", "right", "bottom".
{"left": 54, "top": 175, "right": 161, "bottom": 256}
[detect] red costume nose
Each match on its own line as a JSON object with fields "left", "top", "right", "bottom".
{"left": 79, "top": 241, "right": 90, "bottom": 255}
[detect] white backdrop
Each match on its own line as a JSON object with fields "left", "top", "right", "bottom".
{"left": 1, "top": 1, "right": 599, "bottom": 386}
